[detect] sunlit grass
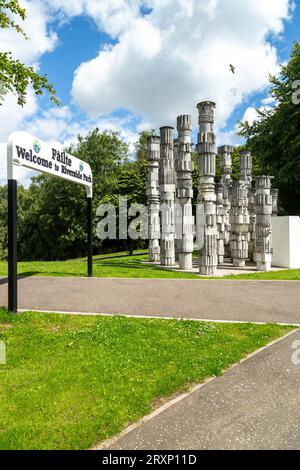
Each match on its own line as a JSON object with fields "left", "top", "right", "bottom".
{"left": 0, "top": 251, "right": 299, "bottom": 280}
{"left": 0, "top": 309, "right": 294, "bottom": 450}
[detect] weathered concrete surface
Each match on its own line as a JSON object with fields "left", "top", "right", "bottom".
{"left": 0, "top": 276, "right": 299, "bottom": 324}
{"left": 107, "top": 329, "right": 300, "bottom": 450}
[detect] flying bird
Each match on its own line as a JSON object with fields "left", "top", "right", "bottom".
{"left": 229, "top": 64, "right": 236, "bottom": 74}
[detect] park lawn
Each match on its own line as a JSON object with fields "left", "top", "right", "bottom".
{"left": 0, "top": 309, "right": 295, "bottom": 450}
{"left": 221, "top": 269, "right": 300, "bottom": 281}
{"left": 0, "top": 251, "right": 199, "bottom": 280}
{"left": 0, "top": 251, "right": 299, "bottom": 280}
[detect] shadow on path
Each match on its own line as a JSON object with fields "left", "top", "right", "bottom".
{"left": 0, "top": 272, "right": 40, "bottom": 285}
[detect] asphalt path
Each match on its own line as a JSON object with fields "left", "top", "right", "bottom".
{"left": 0, "top": 276, "right": 299, "bottom": 324}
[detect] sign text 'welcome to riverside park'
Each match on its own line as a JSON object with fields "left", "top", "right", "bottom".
{"left": 8, "top": 132, "right": 93, "bottom": 197}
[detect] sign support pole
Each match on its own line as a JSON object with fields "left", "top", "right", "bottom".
{"left": 87, "top": 197, "right": 93, "bottom": 277}
{"left": 8, "top": 179, "right": 18, "bottom": 312}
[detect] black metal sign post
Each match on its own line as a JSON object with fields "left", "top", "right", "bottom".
{"left": 87, "top": 197, "right": 93, "bottom": 277}
{"left": 8, "top": 179, "right": 17, "bottom": 313}
{"left": 7, "top": 191, "right": 93, "bottom": 312}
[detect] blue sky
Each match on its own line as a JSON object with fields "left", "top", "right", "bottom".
{"left": 0, "top": 0, "right": 299, "bottom": 184}
{"left": 39, "top": 2, "right": 300, "bottom": 137}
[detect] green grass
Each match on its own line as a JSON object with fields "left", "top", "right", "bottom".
{"left": 0, "top": 250, "right": 299, "bottom": 280}
{"left": 0, "top": 309, "right": 294, "bottom": 450}
{"left": 220, "top": 269, "right": 300, "bottom": 280}
{"left": 0, "top": 251, "right": 199, "bottom": 279}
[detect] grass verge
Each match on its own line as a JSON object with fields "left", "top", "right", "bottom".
{"left": 0, "top": 309, "right": 294, "bottom": 450}
{"left": 220, "top": 269, "right": 300, "bottom": 280}
{"left": 0, "top": 252, "right": 198, "bottom": 279}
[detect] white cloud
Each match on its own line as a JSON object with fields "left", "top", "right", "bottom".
{"left": 242, "top": 105, "right": 273, "bottom": 125}
{"left": 0, "top": 0, "right": 57, "bottom": 64}
{"left": 71, "top": 0, "right": 292, "bottom": 133}
{"left": 261, "top": 96, "right": 276, "bottom": 105}
{"left": 242, "top": 107, "right": 260, "bottom": 125}
{"left": 25, "top": 106, "right": 138, "bottom": 150}
{"left": 0, "top": 92, "right": 38, "bottom": 142}
{"left": 0, "top": 0, "right": 294, "bottom": 187}
{"left": 45, "top": 0, "right": 144, "bottom": 37}
{"left": 0, "top": 104, "right": 139, "bottom": 187}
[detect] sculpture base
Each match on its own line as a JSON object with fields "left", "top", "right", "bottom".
{"left": 179, "top": 253, "right": 193, "bottom": 270}
{"left": 233, "top": 259, "right": 246, "bottom": 267}
{"left": 257, "top": 261, "right": 272, "bottom": 272}
{"left": 199, "top": 266, "right": 218, "bottom": 276}
{"left": 149, "top": 254, "right": 160, "bottom": 263}
{"left": 161, "top": 258, "right": 175, "bottom": 267}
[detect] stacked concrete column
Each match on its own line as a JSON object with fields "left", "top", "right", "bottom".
{"left": 248, "top": 187, "right": 256, "bottom": 262}
{"left": 216, "top": 182, "right": 226, "bottom": 263}
{"left": 255, "top": 176, "right": 273, "bottom": 272}
{"left": 240, "top": 150, "right": 255, "bottom": 261}
{"left": 173, "top": 139, "right": 180, "bottom": 262}
{"left": 196, "top": 101, "right": 218, "bottom": 276}
{"left": 146, "top": 136, "right": 161, "bottom": 262}
{"left": 176, "top": 115, "right": 194, "bottom": 270}
{"left": 159, "top": 127, "right": 176, "bottom": 266}
{"left": 229, "top": 182, "right": 250, "bottom": 267}
{"left": 219, "top": 145, "right": 234, "bottom": 259}
{"left": 240, "top": 150, "right": 252, "bottom": 187}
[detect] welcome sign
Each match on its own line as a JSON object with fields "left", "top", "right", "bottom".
{"left": 7, "top": 131, "right": 94, "bottom": 312}
{"left": 7, "top": 131, "right": 93, "bottom": 197}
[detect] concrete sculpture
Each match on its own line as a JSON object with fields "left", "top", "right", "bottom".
{"left": 176, "top": 115, "right": 194, "bottom": 270}
{"left": 159, "top": 127, "right": 176, "bottom": 266}
{"left": 146, "top": 136, "right": 161, "bottom": 262}
{"left": 196, "top": 101, "right": 218, "bottom": 276}
{"left": 146, "top": 101, "right": 276, "bottom": 275}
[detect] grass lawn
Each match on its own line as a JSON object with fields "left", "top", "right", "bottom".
{"left": 0, "top": 251, "right": 198, "bottom": 280}
{"left": 0, "top": 308, "right": 295, "bottom": 450}
{"left": 0, "top": 250, "right": 299, "bottom": 280}
{"left": 221, "top": 269, "right": 300, "bottom": 280}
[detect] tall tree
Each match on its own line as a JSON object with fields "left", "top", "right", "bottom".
{"left": 0, "top": 0, "right": 58, "bottom": 106}
{"left": 134, "top": 130, "right": 156, "bottom": 162}
{"left": 17, "top": 129, "right": 129, "bottom": 261}
{"left": 239, "top": 42, "right": 300, "bottom": 215}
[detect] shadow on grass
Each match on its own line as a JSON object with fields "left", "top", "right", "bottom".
{"left": 18, "top": 271, "right": 85, "bottom": 278}
{"left": 94, "top": 260, "right": 168, "bottom": 272}
{"left": 78, "top": 252, "right": 148, "bottom": 263}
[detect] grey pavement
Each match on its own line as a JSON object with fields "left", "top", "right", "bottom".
{"left": 106, "top": 329, "right": 300, "bottom": 450}
{"left": 0, "top": 276, "right": 300, "bottom": 324}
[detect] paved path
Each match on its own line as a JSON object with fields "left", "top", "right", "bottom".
{"left": 104, "top": 329, "right": 300, "bottom": 450}
{"left": 0, "top": 276, "right": 300, "bottom": 324}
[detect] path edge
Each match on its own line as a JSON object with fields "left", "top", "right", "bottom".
{"left": 92, "top": 327, "right": 299, "bottom": 450}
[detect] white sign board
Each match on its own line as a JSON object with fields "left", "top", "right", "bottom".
{"left": 7, "top": 131, "right": 93, "bottom": 197}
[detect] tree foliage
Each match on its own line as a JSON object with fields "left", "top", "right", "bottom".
{"left": 0, "top": 130, "right": 130, "bottom": 261}
{"left": 0, "top": 0, "right": 59, "bottom": 106}
{"left": 134, "top": 130, "right": 156, "bottom": 162}
{"left": 239, "top": 41, "right": 300, "bottom": 215}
